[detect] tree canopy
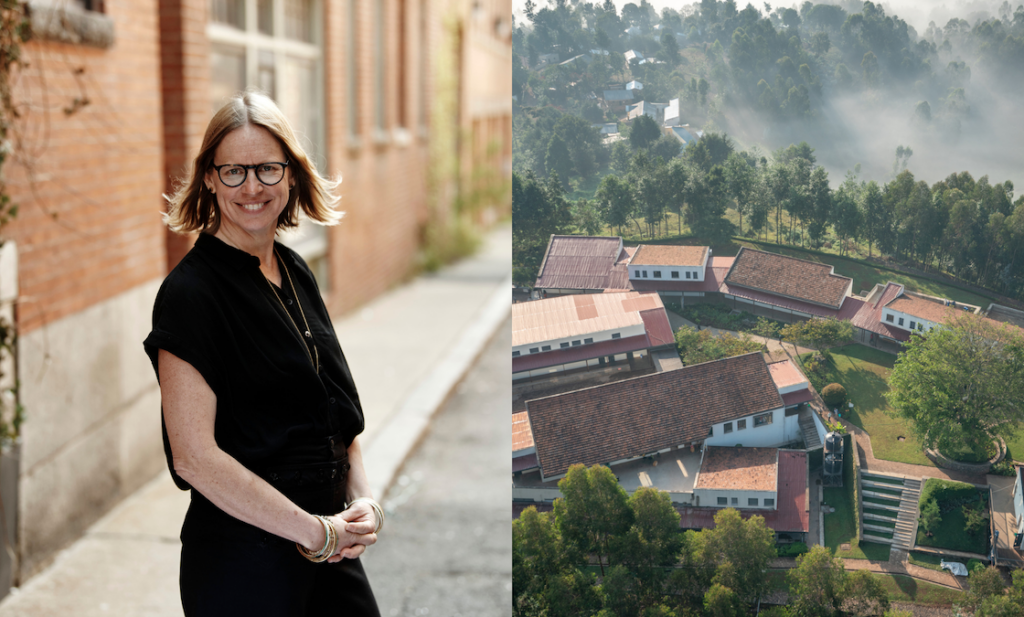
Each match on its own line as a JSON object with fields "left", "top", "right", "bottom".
{"left": 885, "top": 313, "right": 1024, "bottom": 457}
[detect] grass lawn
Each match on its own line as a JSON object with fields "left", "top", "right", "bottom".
{"left": 799, "top": 345, "right": 936, "bottom": 467}
{"left": 908, "top": 551, "right": 946, "bottom": 572}
{"left": 864, "top": 507, "right": 899, "bottom": 519}
{"left": 876, "top": 573, "right": 963, "bottom": 605}
{"left": 768, "top": 568, "right": 962, "bottom": 606}
{"left": 863, "top": 496, "right": 901, "bottom": 507}
{"left": 916, "top": 502, "right": 991, "bottom": 555}
{"left": 1003, "top": 428, "right": 1024, "bottom": 464}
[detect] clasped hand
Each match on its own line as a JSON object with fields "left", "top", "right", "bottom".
{"left": 324, "top": 500, "right": 377, "bottom": 563}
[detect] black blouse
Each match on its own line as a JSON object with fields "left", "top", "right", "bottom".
{"left": 143, "top": 233, "right": 364, "bottom": 490}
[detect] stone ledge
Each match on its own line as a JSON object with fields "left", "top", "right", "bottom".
{"left": 925, "top": 437, "right": 1006, "bottom": 475}
{"left": 28, "top": 4, "right": 114, "bottom": 49}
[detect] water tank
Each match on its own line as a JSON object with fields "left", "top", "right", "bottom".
{"left": 823, "top": 454, "right": 843, "bottom": 476}
{"left": 824, "top": 432, "right": 844, "bottom": 455}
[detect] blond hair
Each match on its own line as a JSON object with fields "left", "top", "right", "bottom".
{"left": 164, "top": 90, "right": 342, "bottom": 233}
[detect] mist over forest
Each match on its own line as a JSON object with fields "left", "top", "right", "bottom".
{"left": 513, "top": 0, "right": 1024, "bottom": 189}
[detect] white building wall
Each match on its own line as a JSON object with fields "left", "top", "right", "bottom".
{"left": 881, "top": 308, "right": 938, "bottom": 334}
{"left": 693, "top": 488, "right": 777, "bottom": 509}
{"left": 705, "top": 407, "right": 786, "bottom": 448}
{"left": 628, "top": 264, "right": 705, "bottom": 282}
{"left": 513, "top": 322, "right": 646, "bottom": 356}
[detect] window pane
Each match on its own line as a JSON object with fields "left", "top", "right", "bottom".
{"left": 375, "top": 0, "right": 385, "bottom": 129}
{"left": 257, "top": 0, "right": 274, "bottom": 34}
{"left": 285, "top": 0, "right": 314, "bottom": 42}
{"left": 211, "top": 0, "right": 245, "bottom": 29}
{"left": 210, "top": 45, "right": 246, "bottom": 115}
{"left": 258, "top": 49, "right": 276, "bottom": 99}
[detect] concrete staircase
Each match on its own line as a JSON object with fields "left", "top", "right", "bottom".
{"left": 799, "top": 409, "right": 821, "bottom": 449}
{"left": 859, "top": 471, "right": 920, "bottom": 550}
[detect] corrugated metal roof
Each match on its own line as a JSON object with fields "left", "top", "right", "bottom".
{"left": 513, "top": 292, "right": 662, "bottom": 347}
{"left": 535, "top": 235, "right": 630, "bottom": 291}
{"left": 513, "top": 412, "right": 534, "bottom": 452}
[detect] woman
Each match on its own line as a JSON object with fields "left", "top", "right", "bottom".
{"left": 144, "top": 90, "right": 381, "bottom": 616}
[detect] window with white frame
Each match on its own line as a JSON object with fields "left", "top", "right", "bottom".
{"left": 653, "top": 271, "right": 662, "bottom": 278}
{"left": 724, "top": 422, "right": 733, "bottom": 434}
{"left": 209, "top": 0, "right": 329, "bottom": 290}
{"left": 753, "top": 412, "right": 772, "bottom": 427}
{"left": 909, "top": 321, "right": 916, "bottom": 330}
{"left": 671, "top": 271, "right": 679, "bottom": 279}
{"left": 898, "top": 317, "right": 904, "bottom": 326}
{"left": 764, "top": 498, "right": 775, "bottom": 507}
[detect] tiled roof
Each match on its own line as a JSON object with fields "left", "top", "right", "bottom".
{"left": 513, "top": 412, "right": 534, "bottom": 452}
{"left": 630, "top": 261, "right": 730, "bottom": 294}
{"left": 849, "top": 282, "right": 910, "bottom": 341}
{"left": 725, "top": 248, "right": 852, "bottom": 309}
{"left": 526, "top": 353, "right": 784, "bottom": 478}
{"left": 512, "top": 291, "right": 662, "bottom": 347}
{"left": 640, "top": 308, "right": 674, "bottom": 347}
{"left": 630, "top": 245, "right": 709, "bottom": 267}
{"left": 696, "top": 447, "right": 777, "bottom": 491}
{"left": 720, "top": 280, "right": 862, "bottom": 321}
{"left": 886, "top": 293, "right": 974, "bottom": 324}
{"left": 676, "top": 450, "right": 808, "bottom": 532}
{"left": 535, "top": 235, "right": 630, "bottom": 291}
{"left": 767, "top": 360, "right": 806, "bottom": 390}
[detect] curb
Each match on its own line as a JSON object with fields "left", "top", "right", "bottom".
{"left": 362, "top": 273, "right": 512, "bottom": 500}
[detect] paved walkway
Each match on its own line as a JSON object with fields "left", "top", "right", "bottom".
{"left": 0, "top": 225, "right": 512, "bottom": 616}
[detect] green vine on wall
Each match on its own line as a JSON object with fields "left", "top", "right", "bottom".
{"left": 0, "top": 0, "right": 29, "bottom": 446}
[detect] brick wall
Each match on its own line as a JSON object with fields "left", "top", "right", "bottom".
{"left": 6, "top": 1, "right": 165, "bottom": 335}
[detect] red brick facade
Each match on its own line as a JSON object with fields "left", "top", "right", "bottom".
{"left": 7, "top": 0, "right": 511, "bottom": 330}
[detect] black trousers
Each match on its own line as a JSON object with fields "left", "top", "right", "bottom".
{"left": 179, "top": 437, "right": 380, "bottom": 617}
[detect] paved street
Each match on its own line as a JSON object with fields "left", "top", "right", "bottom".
{"left": 362, "top": 317, "right": 512, "bottom": 617}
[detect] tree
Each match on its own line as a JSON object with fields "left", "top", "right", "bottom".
{"left": 788, "top": 545, "right": 846, "bottom": 617}
{"left": 596, "top": 173, "right": 637, "bottom": 236}
{"left": 697, "top": 508, "right": 776, "bottom": 604}
{"left": 703, "top": 583, "right": 745, "bottom": 617}
{"left": 545, "top": 135, "right": 573, "bottom": 188}
{"left": 724, "top": 152, "right": 755, "bottom": 234}
{"left": 844, "top": 569, "right": 890, "bottom": 617}
{"left": 885, "top": 313, "right": 1024, "bottom": 458}
{"left": 780, "top": 318, "right": 853, "bottom": 357}
{"left": 512, "top": 171, "right": 572, "bottom": 284}
{"left": 675, "top": 326, "right": 764, "bottom": 365}
{"left": 629, "top": 114, "right": 662, "bottom": 151}
{"left": 513, "top": 506, "right": 566, "bottom": 613}
{"left": 659, "top": 31, "right": 680, "bottom": 64}
{"left": 832, "top": 186, "right": 862, "bottom": 256}
{"left": 554, "top": 464, "right": 633, "bottom": 576}
{"left": 957, "top": 566, "right": 1009, "bottom": 616}
{"left": 859, "top": 180, "right": 885, "bottom": 258}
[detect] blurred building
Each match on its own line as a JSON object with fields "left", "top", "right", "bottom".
{"left": 1, "top": 0, "right": 510, "bottom": 583}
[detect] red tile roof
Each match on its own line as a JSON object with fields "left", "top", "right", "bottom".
{"left": 725, "top": 248, "right": 852, "bottom": 309}
{"left": 696, "top": 447, "right": 778, "bottom": 491}
{"left": 886, "top": 292, "right": 973, "bottom": 324}
{"left": 630, "top": 245, "right": 709, "bottom": 266}
{"left": 535, "top": 235, "right": 631, "bottom": 290}
{"left": 526, "top": 353, "right": 783, "bottom": 478}
{"left": 676, "top": 450, "right": 808, "bottom": 532}
{"left": 849, "top": 282, "right": 910, "bottom": 341}
{"left": 720, "top": 280, "right": 861, "bottom": 320}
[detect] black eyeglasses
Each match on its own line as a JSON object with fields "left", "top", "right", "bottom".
{"left": 212, "top": 160, "right": 290, "bottom": 187}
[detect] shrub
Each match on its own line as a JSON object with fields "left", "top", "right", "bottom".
{"left": 962, "top": 500, "right": 989, "bottom": 534}
{"left": 990, "top": 459, "right": 1016, "bottom": 476}
{"left": 919, "top": 499, "right": 941, "bottom": 534}
{"left": 821, "top": 383, "right": 847, "bottom": 407}
{"left": 919, "top": 478, "right": 981, "bottom": 510}
{"left": 967, "top": 559, "right": 986, "bottom": 574}
{"left": 777, "top": 542, "right": 809, "bottom": 557}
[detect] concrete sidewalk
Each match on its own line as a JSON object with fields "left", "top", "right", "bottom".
{"left": 0, "top": 224, "right": 512, "bottom": 616}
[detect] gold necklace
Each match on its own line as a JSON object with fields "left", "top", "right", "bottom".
{"left": 264, "top": 250, "right": 320, "bottom": 373}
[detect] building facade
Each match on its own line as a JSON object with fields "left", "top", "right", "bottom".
{"left": 3, "top": 0, "right": 509, "bottom": 582}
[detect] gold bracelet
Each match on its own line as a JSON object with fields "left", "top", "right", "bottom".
{"left": 347, "top": 497, "right": 384, "bottom": 534}
{"left": 296, "top": 515, "right": 336, "bottom": 563}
